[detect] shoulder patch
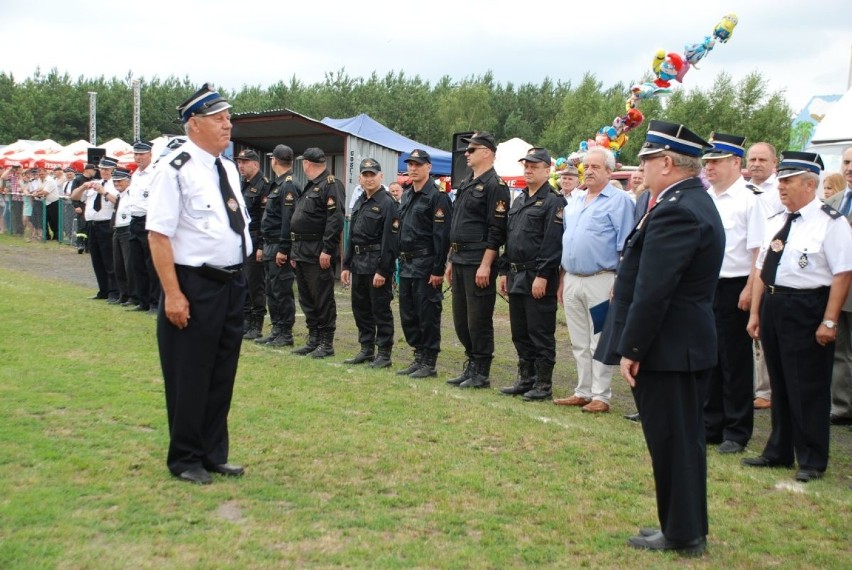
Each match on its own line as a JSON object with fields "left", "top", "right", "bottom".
{"left": 169, "top": 152, "right": 191, "bottom": 170}
{"left": 821, "top": 203, "right": 842, "bottom": 219}
{"left": 555, "top": 208, "right": 563, "bottom": 221}
{"left": 391, "top": 218, "right": 400, "bottom": 234}
{"left": 746, "top": 183, "right": 763, "bottom": 195}
{"left": 495, "top": 200, "right": 507, "bottom": 214}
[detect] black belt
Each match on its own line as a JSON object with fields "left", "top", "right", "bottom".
{"left": 291, "top": 232, "right": 322, "bottom": 241}
{"left": 89, "top": 220, "right": 111, "bottom": 225}
{"left": 764, "top": 285, "right": 829, "bottom": 295}
{"left": 354, "top": 243, "right": 381, "bottom": 254}
{"left": 263, "top": 238, "right": 281, "bottom": 245}
{"left": 131, "top": 214, "right": 147, "bottom": 220}
{"left": 177, "top": 263, "right": 243, "bottom": 283}
{"left": 450, "top": 241, "right": 487, "bottom": 252}
{"left": 510, "top": 261, "right": 538, "bottom": 273}
{"left": 399, "top": 248, "right": 432, "bottom": 262}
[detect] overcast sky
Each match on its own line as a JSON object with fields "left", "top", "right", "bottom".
{"left": 1, "top": 1, "right": 850, "bottom": 115}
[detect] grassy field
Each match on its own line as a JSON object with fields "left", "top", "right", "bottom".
{"left": 0, "top": 237, "right": 850, "bottom": 568}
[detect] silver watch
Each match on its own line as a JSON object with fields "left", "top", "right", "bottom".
{"left": 822, "top": 320, "right": 836, "bottom": 329}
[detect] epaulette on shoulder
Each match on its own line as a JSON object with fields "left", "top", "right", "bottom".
{"left": 497, "top": 177, "right": 507, "bottom": 186}
{"left": 285, "top": 175, "right": 293, "bottom": 182}
{"left": 822, "top": 203, "right": 842, "bottom": 220}
{"left": 169, "top": 152, "right": 191, "bottom": 170}
{"left": 326, "top": 175, "right": 336, "bottom": 184}
{"left": 768, "top": 209, "right": 785, "bottom": 220}
{"left": 746, "top": 183, "right": 763, "bottom": 195}
{"left": 221, "top": 155, "right": 236, "bottom": 165}
{"left": 263, "top": 176, "right": 269, "bottom": 184}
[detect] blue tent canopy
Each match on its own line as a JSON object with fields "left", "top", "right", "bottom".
{"left": 321, "top": 114, "right": 452, "bottom": 175}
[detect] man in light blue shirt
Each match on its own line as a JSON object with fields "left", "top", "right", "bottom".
{"left": 555, "top": 147, "right": 636, "bottom": 412}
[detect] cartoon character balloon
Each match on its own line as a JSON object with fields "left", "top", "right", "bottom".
{"left": 713, "top": 13, "right": 738, "bottom": 43}
{"left": 654, "top": 52, "right": 684, "bottom": 88}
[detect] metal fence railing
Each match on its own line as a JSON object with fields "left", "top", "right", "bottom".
{"left": 2, "top": 194, "right": 79, "bottom": 245}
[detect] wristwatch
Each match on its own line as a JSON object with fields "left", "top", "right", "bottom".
{"left": 822, "top": 320, "right": 836, "bottom": 329}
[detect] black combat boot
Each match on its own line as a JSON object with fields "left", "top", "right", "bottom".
{"left": 255, "top": 326, "right": 282, "bottom": 345}
{"left": 369, "top": 346, "right": 392, "bottom": 369}
{"left": 446, "top": 359, "right": 473, "bottom": 386}
{"left": 409, "top": 350, "right": 437, "bottom": 378}
{"left": 344, "top": 344, "right": 375, "bottom": 365}
{"left": 397, "top": 350, "right": 422, "bottom": 375}
{"left": 292, "top": 329, "right": 319, "bottom": 355}
{"left": 309, "top": 330, "right": 335, "bottom": 359}
{"left": 500, "top": 360, "right": 537, "bottom": 395}
{"left": 267, "top": 327, "right": 294, "bottom": 347}
{"left": 460, "top": 358, "right": 491, "bottom": 389}
{"left": 522, "top": 361, "right": 553, "bottom": 401}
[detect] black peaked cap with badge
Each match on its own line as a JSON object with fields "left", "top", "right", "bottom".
{"left": 518, "top": 147, "right": 551, "bottom": 164}
{"left": 176, "top": 83, "right": 231, "bottom": 123}
{"left": 404, "top": 149, "right": 431, "bottom": 164}
{"left": 638, "top": 120, "right": 711, "bottom": 158}
{"left": 236, "top": 149, "right": 260, "bottom": 162}
{"left": 776, "top": 151, "right": 824, "bottom": 179}
{"left": 462, "top": 132, "right": 497, "bottom": 152}
{"left": 360, "top": 158, "right": 381, "bottom": 174}
{"left": 296, "top": 148, "right": 327, "bottom": 163}
{"left": 703, "top": 132, "right": 746, "bottom": 159}
{"left": 268, "top": 144, "right": 294, "bottom": 162}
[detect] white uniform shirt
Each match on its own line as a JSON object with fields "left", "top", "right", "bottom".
{"left": 83, "top": 179, "right": 119, "bottom": 222}
{"left": 146, "top": 139, "right": 250, "bottom": 267}
{"left": 129, "top": 165, "right": 154, "bottom": 217}
{"left": 756, "top": 197, "right": 852, "bottom": 288}
{"left": 708, "top": 176, "right": 762, "bottom": 277}
{"left": 40, "top": 177, "right": 60, "bottom": 205}
{"left": 114, "top": 189, "right": 134, "bottom": 228}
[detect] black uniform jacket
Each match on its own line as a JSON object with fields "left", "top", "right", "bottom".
{"left": 343, "top": 186, "right": 400, "bottom": 277}
{"left": 499, "top": 184, "right": 564, "bottom": 296}
{"left": 260, "top": 170, "right": 302, "bottom": 256}
{"left": 448, "top": 167, "right": 510, "bottom": 265}
{"left": 397, "top": 177, "right": 452, "bottom": 278}
{"left": 594, "top": 176, "right": 725, "bottom": 371}
{"left": 242, "top": 170, "right": 271, "bottom": 250}
{"left": 290, "top": 170, "right": 345, "bottom": 262}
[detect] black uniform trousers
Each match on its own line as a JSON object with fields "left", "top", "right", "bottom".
{"left": 243, "top": 252, "right": 267, "bottom": 321}
{"left": 351, "top": 272, "right": 394, "bottom": 349}
{"left": 508, "top": 290, "right": 557, "bottom": 365}
{"left": 88, "top": 220, "right": 117, "bottom": 299}
{"left": 158, "top": 266, "right": 245, "bottom": 475}
{"left": 129, "top": 216, "right": 160, "bottom": 309}
{"left": 294, "top": 260, "right": 336, "bottom": 334}
{"left": 264, "top": 252, "right": 296, "bottom": 330}
{"left": 112, "top": 226, "right": 134, "bottom": 302}
{"left": 451, "top": 263, "right": 498, "bottom": 362}
{"left": 633, "top": 368, "right": 710, "bottom": 543}
{"left": 398, "top": 274, "right": 442, "bottom": 353}
{"left": 45, "top": 200, "right": 59, "bottom": 240}
{"left": 704, "top": 276, "right": 754, "bottom": 446}
{"left": 759, "top": 288, "right": 834, "bottom": 472}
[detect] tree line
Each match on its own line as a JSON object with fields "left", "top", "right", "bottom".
{"left": 0, "top": 67, "right": 792, "bottom": 165}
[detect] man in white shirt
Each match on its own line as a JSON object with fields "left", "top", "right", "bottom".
{"left": 702, "top": 133, "right": 763, "bottom": 453}
{"left": 127, "top": 140, "right": 159, "bottom": 313}
{"left": 70, "top": 156, "right": 121, "bottom": 301}
{"left": 111, "top": 167, "right": 136, "bottom": 305}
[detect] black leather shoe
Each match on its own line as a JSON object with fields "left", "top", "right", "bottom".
{"left": 106, "top": 297, "right": 121, "bottom": 304}
{"left": 830, "top": 414, "right": 852, "bottom": 426}
{"left": 627, "top": 532, "right": 706, "bottom": 557}
{"left": 89, "top": 294, "right": 108, "bottom": 300}
{"left": 206, "top": 463, "right": 245, "bottom": 477}
{"left": 128, "top": 305, "right": 149, "bottom": 312}
{"left": 718, "top": 440, "right": 745, "bottom": 454}
{"left": 623, "top": 412, "right": 640, "bottom": 422}
{"left": 742, "top": 456, "right": 793, "bottom": 468}
{"left": 639, "top": 528, "right": 660, "bottom": 537}
{"left": 459, "top": 374, "right": 491, "bottom": 389}
{"left": 176, "top": 468, "right": 212, "bottom": 485}
{"left": 795, "top": 469, "right": 824, "bottom": 482}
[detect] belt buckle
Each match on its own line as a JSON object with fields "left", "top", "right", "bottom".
{"left": 355, "top": 245, "right": 362, "bottom": 254}
{"left": 290, "top": 232, "right": 296, "bottom": 241}
{"left": 451, "top": 243, "right": 460, "bottom": 252}
{"left": 510, "top": 263, "right": 518, "bottom": 273}
{"left": 767, "top": 285, "right": 776, "bottom": 295}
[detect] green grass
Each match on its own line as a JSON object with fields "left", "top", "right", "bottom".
{"left": 0, "top": 239, "right": 850, "bottom": 568}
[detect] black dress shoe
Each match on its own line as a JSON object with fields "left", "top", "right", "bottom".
{"left": 106, "top": 297, "right": 121, "bottom": 304}
{"left": 89, "top": 294, "right": 108, "bottom": 300}
{"left": 742, "top": 456, "right": 793, "bottom": 468}
{"left": 127, "top": 304, "right": 150, "bottom": 312}
{"left": 795, "top": 469, "right": 824, "bottom": 482}
{"left": 639, "top": 527, "right": 661, "bottom": 537}
{"left": 628, "top": 532, "right": 706, "bottom": 557}
{"left": 206, "top": 463, "right": 245, "bottom": 477}
{"left": 830, "top": 414, "right": 852, "bottom": 426}
{"left": 176, "top": 468, "right": 212, "bottom": 485}
{"left": 718, "top": 440, "right": 745, "bottom": 454}
{"left": 623, "top": 412, "right": 641, "bottom": 422}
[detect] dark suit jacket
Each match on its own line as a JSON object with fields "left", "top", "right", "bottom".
{"left": 594, "top": 176, "right": 725, "bottom": 371}
{"left": 826, "top": 190, "right": 852, "bottom": 312}
{"left": 634, "top": 191, "right": 650, "bottom": 225}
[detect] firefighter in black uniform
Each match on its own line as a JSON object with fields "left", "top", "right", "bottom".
{"left": 446, "top": 132, "right": 510, "bottom": 389}
{"left": 498, "top": 148, "right": 564, "bottom": 401}
{"left": 255, "top": 144, "right": 302, "bottom": 348}
{"left": 236, "top": 149, "right": 271, "bottom": 340}
{"left": 396, "top": 149, "right": 453, "bottom": 378}
{"left": 290, "top": 147, "right": 345, "bottom": 358}
{"left": 341, "top": 158, "right": 400, "bottom": 368}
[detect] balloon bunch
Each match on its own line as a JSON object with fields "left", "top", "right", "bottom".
{"left": 557, "top": 13, "right": 739, "bottom": 168}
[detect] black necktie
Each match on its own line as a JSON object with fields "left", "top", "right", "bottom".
{"left": 93, "top": 189, "right": 102, "bottom": 212}
{"left": 215, "top": 158, "right": 247, "bottom": 257}
{"left": 760, "top": 212, "right": 801, "bottom": 287}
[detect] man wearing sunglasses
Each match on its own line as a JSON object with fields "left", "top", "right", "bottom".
{"left": 445, "top": 133, "right": 510, "bottom": 389}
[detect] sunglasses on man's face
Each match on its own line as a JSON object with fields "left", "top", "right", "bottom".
{"left": 465, "top": 147, "right": 488, "bottom": 155}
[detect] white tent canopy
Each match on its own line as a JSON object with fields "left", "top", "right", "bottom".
{"left": 808, "top": 87, "right": 852, "bottom": 174}
{"left": 494, "top": 137, "right": 532, "bottom": 182}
